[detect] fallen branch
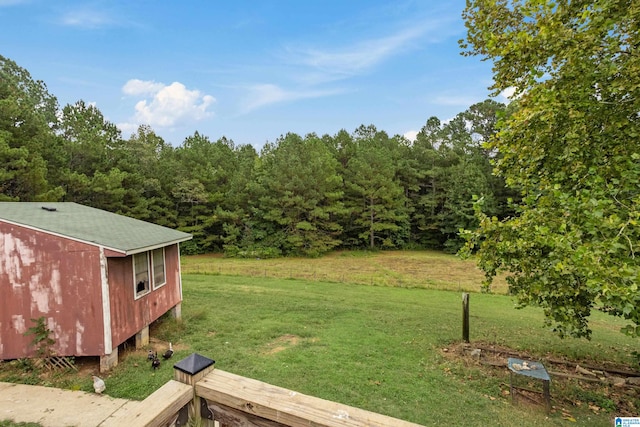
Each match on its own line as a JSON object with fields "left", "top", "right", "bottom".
{"left": 547, "top": 371, "right": 605, "bottom": 383}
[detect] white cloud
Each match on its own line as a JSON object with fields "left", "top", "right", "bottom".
{"left": 60, "top": 9, "right": 114, "bottom": 29}
{"left": 243, "top": 84, "right": 287, "bottom": 112}
{"left": 240, "top": 83, "right": 343, "bottom": 113}
{"left": 57, "top": 5, "right": 143, "bottom": 29}
{"left": 499, "top": 86, "right": 520, "bottom": 103}
{"left": 235, "top": 13, "right": 456, "bottom": 114}
{"left": 122, "top": 79, "right": 166, "bottom": 96}
{"left": 285, "top": 25, "right": 430, "bottom": 84}
{"left": 238, "top": 23, "right": 438, "bottom": 112}
{"left": 116, "top": 122, "right": 138, "bottom": 136}
{"left": 120, "top": 79, "right": 215, "bottom": 129}
{"left": 403, "top": 130, "right": 418, "bottom": 142}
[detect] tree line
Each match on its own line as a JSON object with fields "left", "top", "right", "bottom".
{"left": 5, "top": 0, "right": 639, "bottom": 341}
{"left": 1, "top": 54, "right": 515, "bottom": 257}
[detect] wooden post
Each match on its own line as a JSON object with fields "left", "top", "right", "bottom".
{"left": 542, "top": 378, "right": 551, "bottom": 413}
{"left": 462, "top": 292, "right": 470, "bottom": 343}
{"left": 174, "top": 353, "right": 216, "bottom": 426}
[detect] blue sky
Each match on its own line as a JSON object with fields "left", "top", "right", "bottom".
{"left": 0, "top": 0, "right": 504, "bottom": 148}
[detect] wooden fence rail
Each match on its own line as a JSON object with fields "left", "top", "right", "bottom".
{"left": 101, "top": 380, "right": 192, "bottom": 427}
{"left": 197, "top": 369, "right": 424, "bottom": 427}
{"left": 106, "top": 353, "right": 425, "bottom": 427}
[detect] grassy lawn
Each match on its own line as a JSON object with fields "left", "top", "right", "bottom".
{"left": 1, "top": 251, "right": 638, "bottom": 426}
{"left": 181, "top": 249, "right": 510, "bottom": 293}
{"left": 164, "top": 275, "right": 636, "bottom": 426}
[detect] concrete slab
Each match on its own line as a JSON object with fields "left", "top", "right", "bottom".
{"left": 0, "top": 382, "right": 136, "bottom": 427}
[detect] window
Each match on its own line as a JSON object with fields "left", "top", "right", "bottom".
{"left": 152, "top": 248, "right": 166, "bottom": 289}
{"left": 133, "top": 248, "right": 168, "bottom": 297}
{"left": 134, "top": 252, "right": 150, "bottom": 297}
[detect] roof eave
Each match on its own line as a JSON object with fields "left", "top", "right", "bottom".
{"left": 0, "top": 218, "right": 192, "bottom": 256}
{"left": 124, "top": 235, "right": 193, "bottom": 256}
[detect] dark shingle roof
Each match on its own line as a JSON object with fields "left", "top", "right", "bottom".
{"left": 0, "top": 202, "right": 191, "bottom": 255}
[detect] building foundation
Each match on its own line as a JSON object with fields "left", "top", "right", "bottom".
{"left": 135, "top": 325, "right": 149, "bottom": 349}
{"left": 99, "top": 348, "right": 118, "bottom": 373}
{"left": 170, "top": 303, "right": 182, "bottom": 320}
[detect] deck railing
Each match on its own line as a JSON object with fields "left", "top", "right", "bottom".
{"left": 104, "top": 353, "right": 424, "bottom": 427}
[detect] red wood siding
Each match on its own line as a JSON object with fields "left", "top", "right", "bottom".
{"left": 0, "top": 222, "right": 105, "bottom": 359}
{"left": 1, "top": 221, "right": 184, "bottom": 361}
{"left": 107, "top": 244, "right": 183, "bottom": 349}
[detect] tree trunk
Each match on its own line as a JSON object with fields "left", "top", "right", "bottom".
{"left": 370, "top": 196, "right": 375, "bottom": 248}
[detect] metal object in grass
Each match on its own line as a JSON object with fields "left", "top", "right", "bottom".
{"left": 508, "top": 357, "right": 551, "bottom": 413}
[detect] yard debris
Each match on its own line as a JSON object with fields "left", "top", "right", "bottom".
{"left": 441, "top": 341, "right": 640, "bottom": 419}
{"left": 511, "top": 361, "right": 538, "bottom": 371}
{"left": 588, "top": 403, "right": 601, "bottom": 413}
{"left": 575, "top": 365, "right": 596, "bottom": 377}
{"left": 627, "top": 377, "right": 640, "bottom": 386}
{"left": 610, "top": 376, "right": 627, "bottom": 387}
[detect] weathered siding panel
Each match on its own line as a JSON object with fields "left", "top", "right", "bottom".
{"left": 0, "top": 223, "right": 104, "bottom": 359}
{"left": 153, "top": 244, "right": 182, "bottom": 318}
{"left": 108, "top": 244, "right": 183, "bottom": 349}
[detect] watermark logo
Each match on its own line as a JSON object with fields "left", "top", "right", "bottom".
{"left": 616, "top": 417, "right": 640, "bottom": 426}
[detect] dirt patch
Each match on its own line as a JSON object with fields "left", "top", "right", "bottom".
{"left": 263, "top": 334, "right": 301, "bottom": 355}
{"left": 442, "top": 341, "right": 640, "bottom": 418}
{"left": 74, "top": 357, "right": 101, "bottom": 376}
{"left": 0, "top": 336, "right": 192, "bottom": 391}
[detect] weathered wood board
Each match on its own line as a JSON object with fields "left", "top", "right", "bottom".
{"left": 102, "top": 379, "right": 192, "bottom": 427}
{"left": 196, "top": 369, "right": 425, "bottom": 427}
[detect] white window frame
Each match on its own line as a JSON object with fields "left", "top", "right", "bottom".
{"left": 133, "top": 252, "right": 150, "bottom": 298}
{"left": 152, "top": 247, "right": 167, "bottom": 290}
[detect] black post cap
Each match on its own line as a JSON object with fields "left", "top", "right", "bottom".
{"left": 174, "top": 353, "right": 215, "bottom": 375}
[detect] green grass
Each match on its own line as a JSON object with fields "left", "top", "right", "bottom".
{"left": 180, "top": 250, "right": 510, "bottom": 293}
{"left": 106, "top": 274, "right": 636, "bottom": 426}
{"left": 1, "top": 251, "right": 638, "bottom": 426}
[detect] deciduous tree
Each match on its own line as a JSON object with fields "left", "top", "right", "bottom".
{"left": 461, "top": 0, "right": 640, "bottom": 338}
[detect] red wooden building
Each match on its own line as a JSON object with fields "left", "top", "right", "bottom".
{"left": 0, "top": 202, "right": 192, "bottom": 371}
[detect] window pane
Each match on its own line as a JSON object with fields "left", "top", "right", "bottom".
{"left": 152, "top": 248, "right": 166, "bottom": 288}
{"left": 134, "top": 252, "right": 149, "bottom": 295}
